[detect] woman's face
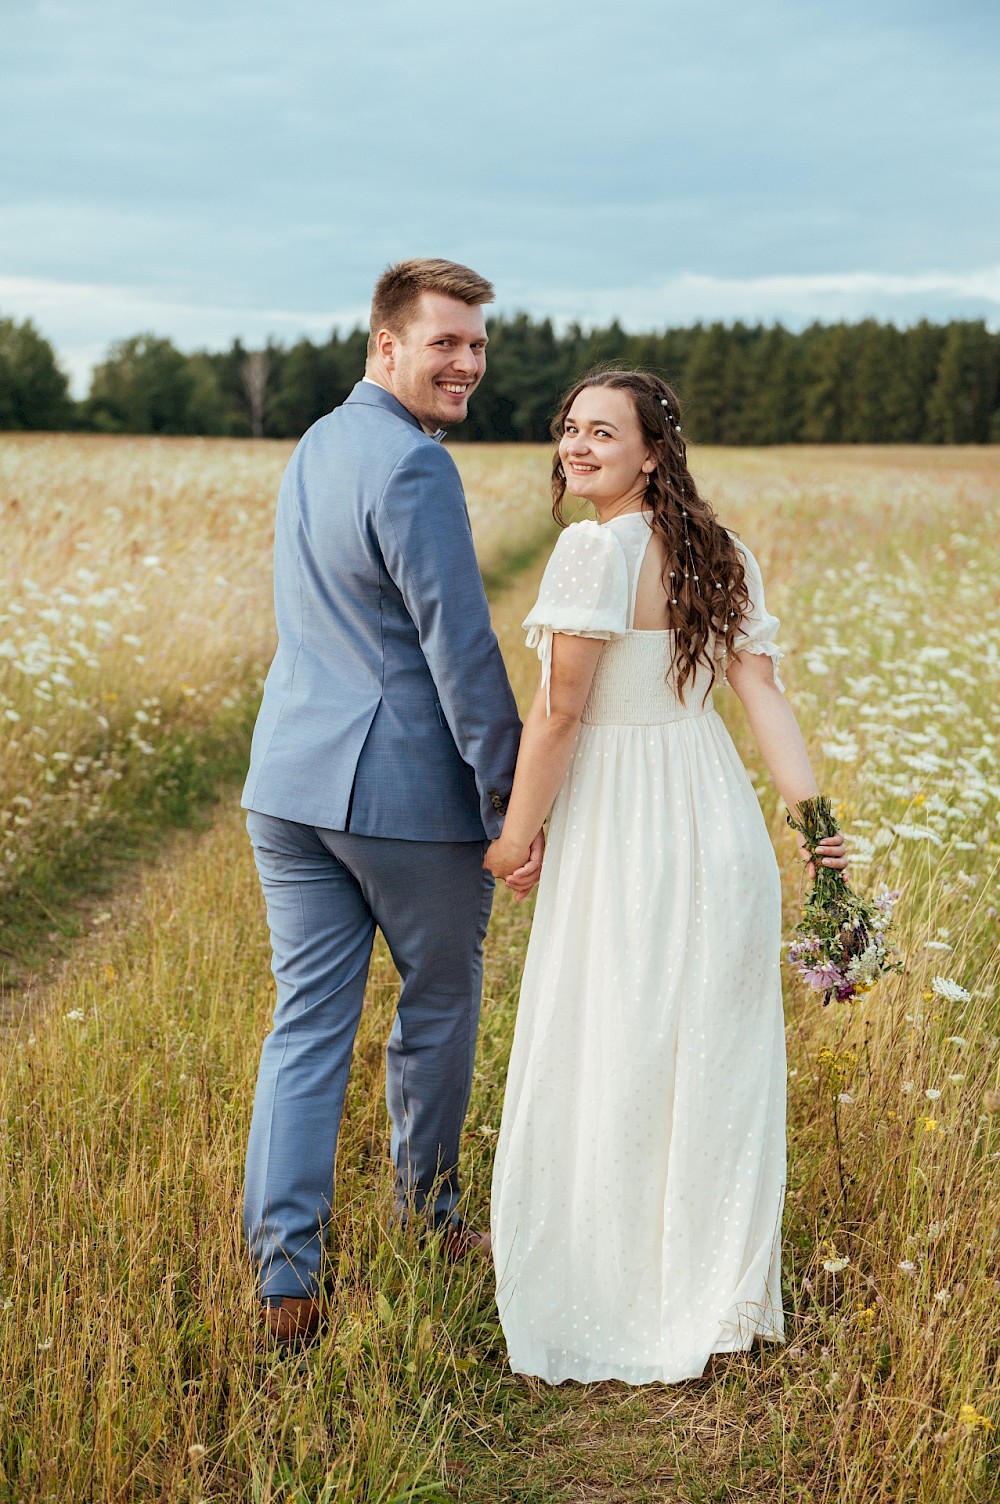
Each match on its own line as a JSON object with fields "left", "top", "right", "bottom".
{"left": 558, "top": 386, "right": 655, "bottom": 511}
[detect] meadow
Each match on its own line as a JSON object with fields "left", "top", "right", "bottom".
{"left": 0, "top": 436, "right": 998, "bottom": 1502}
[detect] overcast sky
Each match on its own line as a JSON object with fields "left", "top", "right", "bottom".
{"left": 2, "top": 0, "right": 999, "bottom": 392}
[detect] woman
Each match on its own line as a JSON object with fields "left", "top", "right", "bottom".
{"left": 487, "top": 370, "right": 846, "bottom": 1386}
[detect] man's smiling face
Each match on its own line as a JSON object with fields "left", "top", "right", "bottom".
{"left": 377, "top": 291, "right": 488, "bottom": 430}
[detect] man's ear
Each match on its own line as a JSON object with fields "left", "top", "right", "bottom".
{"left": 376, "top": 328, "right": 396, "bottom": 370}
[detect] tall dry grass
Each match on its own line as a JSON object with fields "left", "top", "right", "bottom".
{"left": 0, "top": 440, "right": 998, "bottom": 1500}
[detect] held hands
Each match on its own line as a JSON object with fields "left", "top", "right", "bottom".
{"left": 484, "top": 828, "right": 545, "bottom": 900}
{"left": 798, "top": 830, "right": 849, "bottom": 881}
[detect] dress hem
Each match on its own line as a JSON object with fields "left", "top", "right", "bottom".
{"left": 509, "top": 1332, "right": 786, "bottom": 1388}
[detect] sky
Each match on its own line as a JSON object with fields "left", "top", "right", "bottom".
{"left": 2, "top": 0, "right": 999, "bottom": 393}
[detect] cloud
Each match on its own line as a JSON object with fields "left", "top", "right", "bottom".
{"left": 0, "top": 274, "right": 368, "bottom": 394}
{"left": 530, "top": 268, "right": 1000, "bottom": 331}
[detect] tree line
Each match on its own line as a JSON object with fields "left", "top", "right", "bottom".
{"left": 2, "top": 312, "right": 999, "bottom": 444}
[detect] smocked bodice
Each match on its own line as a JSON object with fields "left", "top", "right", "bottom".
{"left": 582, "top": 632, "right": 715, "bottom": 725}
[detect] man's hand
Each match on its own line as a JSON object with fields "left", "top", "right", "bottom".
{"left": 484, "top": 827, "right": 545, "bottom": 900}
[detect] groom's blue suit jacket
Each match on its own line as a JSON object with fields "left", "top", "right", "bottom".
{"left": 242, "top": 381, "right": 521, "bottom": 842}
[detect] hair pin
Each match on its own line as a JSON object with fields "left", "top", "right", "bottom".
{"left": 659, "top": 397, "right": 681, "bottom": 433}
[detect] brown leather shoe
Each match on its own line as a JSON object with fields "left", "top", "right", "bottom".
{"left": 261, "top": 1296, "right": 322, "bottom": 1346}
{"left": 437, "top": 1220, "right": 491, "bottom": 1261}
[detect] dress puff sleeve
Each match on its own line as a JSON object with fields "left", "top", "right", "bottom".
{"left": 719, "top": 539, "right": 785, "bottom": 692}
{"left": 523, "top": 521, "right": 629, "bottom": 714}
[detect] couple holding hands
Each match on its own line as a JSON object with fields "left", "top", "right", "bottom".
{"left": 240, "top": 257, "right": 846, "bottom": 1384}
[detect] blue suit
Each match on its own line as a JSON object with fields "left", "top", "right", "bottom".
{"left": 242, "top": 381, "right": 521, "bottom": 1298}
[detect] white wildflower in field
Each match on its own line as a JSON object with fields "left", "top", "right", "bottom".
{"left": 890, "top": 822, "right": 942, "bottom": 844}
{"left": 844, "top": 833, "right": 875, "bottom": 866}
{"left": 924, "top": 940, "right": 953, "bottom": 951}
{"left": 925, "top": 1088, "right": 942, "bottom": 1100}
{"left": 823, "top": 1256, "right": 850, "bottom": 1273}
{"left": 64, "top": 1009, "right": 85, "bottom": 1022}
{"left": 932, "top": 977, "right": 972, "bottom": 1004}
{"left": 822, "top": 735, "right": 860, "bottom": 763}
{"left": 898, "top": 1260, "right": 918, "bottom": 1275}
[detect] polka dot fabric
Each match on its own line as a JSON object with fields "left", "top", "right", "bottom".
{"left": 491, "top": 512, "right": 786, "bottom": 1386}
{"left": 720, "top": 540, "right": 785, "bottom": 691}
{"left": 522, "top": 520, "right": 629, "bottom": 713}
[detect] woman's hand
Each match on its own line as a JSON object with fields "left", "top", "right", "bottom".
{"left": 484, "top": 829, "right": 545, "bottom": 899}
{"left": 798, "top": 830, "right": 849, "bottom": 880}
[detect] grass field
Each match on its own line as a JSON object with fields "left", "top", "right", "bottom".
{"left": 1, "top": 437, "right": 998, "bottom": 1502}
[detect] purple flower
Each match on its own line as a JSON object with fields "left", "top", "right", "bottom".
{"left": 801, "top": 962, "right": 846, "bottom": 991}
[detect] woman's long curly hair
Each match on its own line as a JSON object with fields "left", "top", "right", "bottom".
{"left": 551, "top": 368, "right": 749, "bottom": 703}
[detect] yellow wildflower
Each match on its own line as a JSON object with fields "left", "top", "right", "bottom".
{"left": 817, "top": 1047, "right": 857, "bottom": 1092}
{"left": 958, "top": 1403, "right": 994, "bottom": 1433}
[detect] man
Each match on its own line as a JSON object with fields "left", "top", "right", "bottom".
{"left": 241, "top": 258, "right": 538, "bottom": 1344}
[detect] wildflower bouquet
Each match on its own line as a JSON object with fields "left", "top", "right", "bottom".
{"left": 786, "top": 795, "right": 900, "bottom": 1006}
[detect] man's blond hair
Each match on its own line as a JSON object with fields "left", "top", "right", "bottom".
{"left": 368, "top": 258, "right": 494, "bottom": 358}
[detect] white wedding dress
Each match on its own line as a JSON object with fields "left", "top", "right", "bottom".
{"left": 491, "top": 511, "right": 787, "bottom": 1386}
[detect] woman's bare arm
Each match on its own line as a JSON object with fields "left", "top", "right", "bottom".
{"left": 726, "top": 650, "right": 848, "bottom": 874}
{"left": 485, "top": 634, "right": 606, "bottom": 883}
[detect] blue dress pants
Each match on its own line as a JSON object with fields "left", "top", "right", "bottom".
{"left": 244, "top": 811, "right": 494, "bottom": 1299}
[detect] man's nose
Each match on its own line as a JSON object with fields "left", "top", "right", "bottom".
{"left": 450, "top": 346, "right": 479, "bottom": 374}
